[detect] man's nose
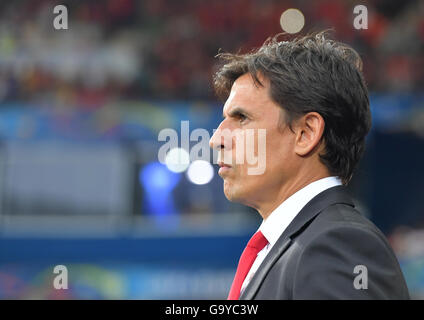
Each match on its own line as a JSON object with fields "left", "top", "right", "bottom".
{"left": 209, "top": 129, "right": 224, "bottom": 150}
{"left": 209, "top": 121, "right": 227, "bottom": 150}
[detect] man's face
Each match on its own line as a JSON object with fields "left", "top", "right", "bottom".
{"left": 209, "top": 73, "right": 297, "bottom": 208}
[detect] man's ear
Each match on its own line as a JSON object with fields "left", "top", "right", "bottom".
{"left": 293, "top": 112, "right": 325, "bottom": 156}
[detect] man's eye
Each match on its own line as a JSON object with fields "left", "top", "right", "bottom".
{"left": 238, "top": 114, "right": 247, "bottom": 123}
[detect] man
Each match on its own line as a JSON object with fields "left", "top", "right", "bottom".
{"left": 209, "top": 31, "right": 410, "bottom": 299}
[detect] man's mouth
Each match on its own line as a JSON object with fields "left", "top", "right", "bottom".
{"left": 218, "top": 162, "right": 232, "bottom": 175}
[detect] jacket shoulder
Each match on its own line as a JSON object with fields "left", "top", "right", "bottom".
{"left": 305, "top": 202, "right": 391, "bottom": 249}
{"left": 290, "top": 203, "right": 410, "bottom": 299}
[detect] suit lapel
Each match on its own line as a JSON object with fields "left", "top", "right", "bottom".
{"left": 239, "top": 186, "right": 355, "bottom": 300}
{"left": 240, "top": 237, "right": 292, "bottom": 300}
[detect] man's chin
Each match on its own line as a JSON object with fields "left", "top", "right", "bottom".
{"left": 223, "top": 180, "right": 242, "bottom": 202}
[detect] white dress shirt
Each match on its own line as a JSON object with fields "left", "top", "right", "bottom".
{"left": 240, "top": 176, "right": 342, "bottom": 295}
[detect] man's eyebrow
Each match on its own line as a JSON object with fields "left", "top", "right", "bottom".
{"left": 222, "top": 106, "right": 252, "bottom": 119}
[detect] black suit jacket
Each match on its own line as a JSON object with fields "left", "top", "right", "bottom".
{"left": 239, "top": 186, "right": 410, "bottom": 299}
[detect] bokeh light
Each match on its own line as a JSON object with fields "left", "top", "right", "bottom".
{"left": 280, "top": 8, "right": 305, "bottom": 34}
{"left": 165, "top": 147, "right": 190, "bottom": 173}
{"left": 186, "top": 160, "right": 214, "bottom": 185}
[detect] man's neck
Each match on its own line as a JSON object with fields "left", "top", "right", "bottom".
{"left": 257, "top": 172, "right": 332, "bottom": 220}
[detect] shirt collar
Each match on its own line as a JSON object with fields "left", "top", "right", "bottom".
{"left": 259, "top": 176, "right": 342, "bottom": 246}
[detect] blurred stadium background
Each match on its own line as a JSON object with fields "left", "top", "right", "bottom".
{"left": 0, "top": 0, "right": 423, "bottom": 299}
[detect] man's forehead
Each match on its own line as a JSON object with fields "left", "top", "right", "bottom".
{"left": 222, "top": 89, "right": 237, "bottom": 114}
{"left": 222, "top": 74, "right": 268, "bottom": 115}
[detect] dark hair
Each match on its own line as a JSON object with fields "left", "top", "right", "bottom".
{"left": 213, "top": 31, "right": 371, "bottom": 185}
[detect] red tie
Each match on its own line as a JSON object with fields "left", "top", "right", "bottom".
{"left": 227, "top": 231, "right": 268, "bottom": 300}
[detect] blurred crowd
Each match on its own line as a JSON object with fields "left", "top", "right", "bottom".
{"left": 0, "top": 0, "right": 423, "bottom": 107}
